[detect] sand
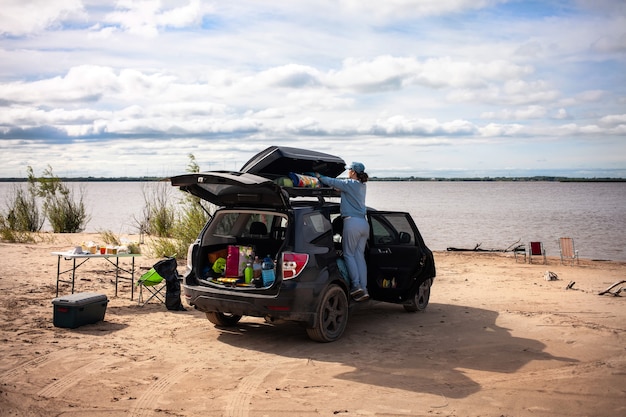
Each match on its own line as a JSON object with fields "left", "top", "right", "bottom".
{"left": 0, "top": 233, "right": 624, "bottom": 417}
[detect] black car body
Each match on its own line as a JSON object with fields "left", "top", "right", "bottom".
{"left": 170, "top": 146, "right": 436, "bottom": 342}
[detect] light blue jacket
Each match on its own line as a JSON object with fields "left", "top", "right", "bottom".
{"left": 318, "top": 175, "right": 367, "bottom": 217}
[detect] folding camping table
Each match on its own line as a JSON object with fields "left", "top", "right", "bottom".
{"left": 52, "top": 251, "right": 141, "bottom": 299}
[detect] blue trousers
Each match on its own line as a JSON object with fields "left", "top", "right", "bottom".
{"left": 342, "top": 217, "right": 369, "bottom": 292}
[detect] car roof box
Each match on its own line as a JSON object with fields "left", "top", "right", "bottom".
{"left": 240, "top": 146, "right": 346, "bottom": 179}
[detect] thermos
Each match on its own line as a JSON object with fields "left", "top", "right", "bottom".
{"left": 244, "top": 261, "right": 253, "bottom": 284}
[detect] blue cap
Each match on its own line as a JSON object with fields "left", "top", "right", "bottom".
{"left": 347, "top": 161, "right": 365, "bottom": 174}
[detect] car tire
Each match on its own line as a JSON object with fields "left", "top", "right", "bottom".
{"left": 403, "top": 278, "right": 432, "bottom": 313}
{"left": 306, "top": 284, "right": 349, "bottom": 342}
{"left": 206, "top": 311, "right": 242, "bottom": 326}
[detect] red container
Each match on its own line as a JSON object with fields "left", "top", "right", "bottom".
{"left": 225, "top": 245, "right": 240, "bottom": 277}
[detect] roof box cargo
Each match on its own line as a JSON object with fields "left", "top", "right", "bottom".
{"left": 240, "top": 146, "right": 346, "bottom": 179}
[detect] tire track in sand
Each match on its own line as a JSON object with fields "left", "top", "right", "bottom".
{"left": 0, "top": 349, "right": 72, "bottom": 385}
{"left": 223, "top": 356, "right": 297, "bottom": 417}
{"left": 128, "top": 365, "right": 189, "bottom": 417}
{"left": 37, "top": 358, "right": 110, "bottom": 398}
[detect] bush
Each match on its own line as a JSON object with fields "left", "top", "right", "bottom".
{"left": 44, "top": 188, "right": 90, "bottom": 233}
{"left": 144, "top": 154, "right": 212, "bottom": 259}
{"left": 149, "top": 237, "right": 181, "bottom": 259}
{"left": 33, "top": 166, "right": 90, "bottom": 233}
{"left": 0, "top": 215, "right": 36, "bottom": 243}
{"left": 4, "top": 183, "right": 44, "bottom": 232}
{"left": 98, "top": 229, "right": 121, "bottom": 246}
{"left": 135, "top": 181, "right": 176, "bottom": 238}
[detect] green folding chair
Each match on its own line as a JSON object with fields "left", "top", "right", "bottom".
{"left": 137, "top": 268, "right": 166, "bottom": 306}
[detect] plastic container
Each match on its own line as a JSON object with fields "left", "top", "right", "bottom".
{"left": 261, "top": 255, "right": 275, "bottom": 286}
{"left": 253, "top": 256, "right": 262, "bottom": 278}
{"left": 52, "top": 292, "right": 108, "bottom": 328}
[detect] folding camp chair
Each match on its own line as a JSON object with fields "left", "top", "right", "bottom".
{"left": 513, "top": 244, "right": 526, "bottom": 263}
{"left": 559, "top": 237, "right": 579, "bottom": 265}
{"left": 137, "top": 267, "right": 166, "bottom": 306}
{"left": 528, "top": 241, "right": 546, "bottom": 264}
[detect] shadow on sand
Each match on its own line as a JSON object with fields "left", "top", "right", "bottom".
{"left": 213, "top": 301, "right": 576, "bottom": 398}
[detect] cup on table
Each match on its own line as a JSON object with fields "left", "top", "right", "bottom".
{"left": 100, "top": 247, "right": 106, "bottom": 255}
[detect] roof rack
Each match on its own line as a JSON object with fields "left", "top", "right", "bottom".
{"left": 283, "top": 186, "right": 340, "bottom": 199}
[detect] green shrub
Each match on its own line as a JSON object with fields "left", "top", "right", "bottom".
{"left": 144, "top": 154, "right": 212, "bottom": 259}
{"left": 149, "top": 237, "right": 181, "bottom": 259}
{"left": 44, "top": 189, "right": 89, "bottom": 233}
{"left": 135, "top": 181, "right": 176, "bottom": 237}
{"left": 0, "top": 215, "right": 36, "bottom": 243}
{"left": 33, "top": 166, "right": 90, "bottom": 233}
{"left": 98, "top": 229, "right": 121, "bottom": 246}
{"left": 4, "top": 182, "right": 44, "bottom": 232}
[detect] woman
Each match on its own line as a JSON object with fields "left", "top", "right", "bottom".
{"left": 316, "top": 162, "right": 370, "bottom": 301}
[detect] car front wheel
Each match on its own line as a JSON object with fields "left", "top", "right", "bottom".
{"left": 206, "top": 311, "right": 242, "bottom": 326}
{"left": 306, "top": 284, "right": 349, "bottom": 342}
{"left": 403, "top": 278, "right": 432, "bottom": 312}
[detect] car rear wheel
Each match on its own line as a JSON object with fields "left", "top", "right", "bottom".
{"left": 306, "top": 284, "right": 349, "bottom": 342}
{"left": 403, "top": 278, "right": 432, "bottom": 312}
{"left": 206, "top": 311, "right": 242, "bottom": 326}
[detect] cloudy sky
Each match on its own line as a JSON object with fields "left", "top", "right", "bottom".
{"left": 1, "top": 0, "right": 625, "bottom": 178}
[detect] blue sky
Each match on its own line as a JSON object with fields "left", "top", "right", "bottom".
{"left": 0, "top": 0, "right": 625, "bottom": 178}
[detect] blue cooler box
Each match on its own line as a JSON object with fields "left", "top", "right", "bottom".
{"left": 52, "top": 292, "right": 109, "bottom": 328}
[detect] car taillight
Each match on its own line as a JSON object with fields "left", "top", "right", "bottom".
{"left": 186, "top": 243, "right": 195, "bottom": 270}
{"left": 281, "top": 252, "right": 309, "bottom": 280}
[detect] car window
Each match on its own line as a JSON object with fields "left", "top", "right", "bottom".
{"left": 243, "top": 214, "right": 277, "bottom": 236}
{"left": 299, "top": 211, "right": 332, "bottom": 249}
{"left": 370, "top": 213, "right": 415, "bottom": 245}
{"left": 214, "top": 212, "right": 240, "bottom": 236}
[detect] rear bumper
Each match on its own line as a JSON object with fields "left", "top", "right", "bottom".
{"left": 183, "top": 284, "right": 316, "bottom": 324}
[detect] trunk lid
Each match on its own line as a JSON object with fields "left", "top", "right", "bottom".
{"left": 170, "top": 171, "right": 289, "bottom": 208}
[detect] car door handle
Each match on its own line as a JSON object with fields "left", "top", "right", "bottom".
{"left": 377, "top": 248, "right": 392, "bottom": 254}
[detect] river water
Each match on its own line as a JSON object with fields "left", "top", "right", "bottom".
{"left": 1, "top": 181, "right": 625, "bottom": 261}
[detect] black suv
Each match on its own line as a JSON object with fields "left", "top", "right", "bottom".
{"left": 171, "top": 146, "right": 436, "bottom": 342}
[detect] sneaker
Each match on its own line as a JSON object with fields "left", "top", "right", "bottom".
{"left": 355, "top": 292, "right": 370, "bottom": 302}
{"left": 350, "top": 288, "right": 364, "bottom": 299}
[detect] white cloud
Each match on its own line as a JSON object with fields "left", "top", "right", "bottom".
{"left": 103, "top": 0, "right": 208, "bottom": 37}
{"left": 337, "top": 0, "right": 505, "bottom": 21}
{"left": 553, "top": 108, "right": 569, "bottom": 120}
{"left": 0, "top": 0, "right": 85, "bottom": 36}
{"left": 480, "top": 105, "right": 548, "bottom": 120}
{"left": 0, "top": 1, "right": 624, "bottom": 178}
{"left": 599, "top": 114, "right": 626, "bottom": 127}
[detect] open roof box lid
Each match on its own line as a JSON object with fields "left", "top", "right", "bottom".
{"left": 240, "top": 146, "right": 346, "bottom": 179}
{"left": 170, "top": 146, "right": 345, "bottom": 208}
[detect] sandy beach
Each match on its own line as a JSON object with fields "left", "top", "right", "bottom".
{"left": 0, "top": 233, "right": 624, "bottom": 417}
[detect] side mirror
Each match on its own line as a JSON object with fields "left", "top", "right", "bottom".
{"left": 399, "top": 232, "right": 411, "bottom": 244}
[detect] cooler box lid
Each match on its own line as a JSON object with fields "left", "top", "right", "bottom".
{"left": 52, "top": 292, "right": 108, "bottom": 307}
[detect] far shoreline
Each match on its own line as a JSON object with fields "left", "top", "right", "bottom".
{"left": 1, "top": 176, "right": 625, "bottom": 182}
